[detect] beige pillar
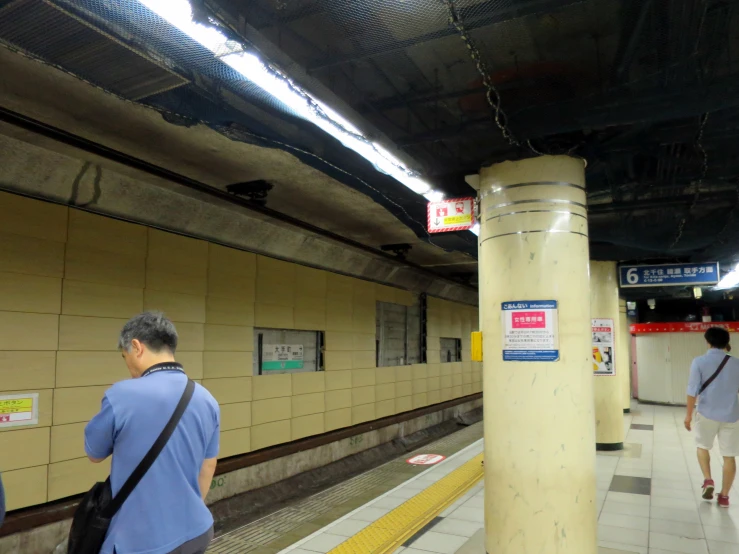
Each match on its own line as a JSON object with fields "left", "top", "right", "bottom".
{"left": 591, "top": 261, "right": 625, "bottom": 449}
{"left": 618, "top": 301, "right": 632, "bottom": 412}
{"left": 479, "top": 156, "right": 597, "bottom": 554}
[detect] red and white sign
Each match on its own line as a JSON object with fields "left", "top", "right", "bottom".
{"left": 406, "top": 454, "right": 446, "bottom": 465}
{"left": 427, "top": 197, "right": 476, "bottom": 233}
{"left": 512, "top": 311, "right": 546, "bottom": 329}
{"left": 630, "top": 322, "right": 739, "bottom": 334}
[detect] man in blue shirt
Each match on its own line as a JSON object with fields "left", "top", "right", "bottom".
{"left": 85, "top": 312, "right": 220, "bottom": 554}
{"left": 686, "top": 327, "right": 739, "bottom": 508}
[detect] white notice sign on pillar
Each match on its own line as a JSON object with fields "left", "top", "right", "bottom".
{"left": 592, "top": 318, "right": 615, "bottom": 376}
{"left": 502, "top": 301, "right": 559, "bottom": 362}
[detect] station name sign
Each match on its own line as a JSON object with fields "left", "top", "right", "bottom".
{"left": 619, "top": 262, "right": 719, "bottom": 288}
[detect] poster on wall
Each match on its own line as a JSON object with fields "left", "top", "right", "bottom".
{"left": 0, "top": 393, "right": 39, "bottom": 428}
{"left": 502, "top": 300, "right": 559, "bottom": 361}
{"left": 592, "top": 319, "right": 615, "bottom": 376}
{"left": 262, "top": 344, "right": 304, "bottom": 371}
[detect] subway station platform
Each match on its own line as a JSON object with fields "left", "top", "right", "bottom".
{"left": 207, "top": 403, "right": 739, "bottom": 554}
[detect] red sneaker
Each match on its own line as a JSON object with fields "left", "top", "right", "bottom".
{"left": 718, "top": 494, "right": 730, "bottom": 508}
{"left": 702, "top": 479, "right": 715, "bottom": 500}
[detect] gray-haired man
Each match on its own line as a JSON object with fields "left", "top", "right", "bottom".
{"left": 85, "top": 312, "right": 220, "bottom": 554}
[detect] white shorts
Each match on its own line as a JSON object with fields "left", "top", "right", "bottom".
{"left": 695, "top": 412, "right": 739, "bottom": 457}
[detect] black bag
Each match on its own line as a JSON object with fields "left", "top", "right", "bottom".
{"left": 68, "top": 379, "right": 195, "bottom": 554}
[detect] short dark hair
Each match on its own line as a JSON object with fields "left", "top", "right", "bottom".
{"left": 118, "top": 311, "right": 178, "bottom": 353}
{"left": 705, "top": 327, "right": 730, "bottom": 349}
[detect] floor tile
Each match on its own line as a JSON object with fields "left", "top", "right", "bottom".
{"left": 706, "top": 540, "right": 739, "bottom": 553}
{"left": 701, "top": 524, "right": 739, "bottom": 544}
{"left": 372, "top": 496, "right": 408, "bottom": 510}
{"left": 651, "top": 506, "right": 702, "bottom": 524}
{"left": 326, "top": 519, "right": 371, "bottom": 537}
{"left": 350, "top": 506, "right": 391, "bottom": 522}
{"left": 649, "top": 518, "right": 704, "bottom": 539}
{"left": 607, "top": 492, "right": 651, "bottom": 506}
{"left": 611, "top": 476, "right": 652, "bottom": 496}
{"left": 597, "top": 541, "right": 647, "bottom": 554}
{"left": 299, "top": 533, "right": 348, "bottom": 553}
{"left": 406, "top": 531, "right": 469, "bottom": 554}
{"left": 648, "top": 532, "right": 708, "bottom": 554}
{"left": 631, "top": 424, "right": 654, "bottom": 431}
{"left": 431, "top": 518, "right": 483, "bottom": 538}
{"left": 599, "top": 512, "right": 650, "bottom": 532}
{"left": 447, "top": 506, "right": 485, "bottom": 524}
{"left": 598, "top": 524, "right": 649, "bottom": 547}
{"left": 603, "top": 500, "right": 651, "bottom": 518}
{"left": 651, "top": 496, "right": 699, "bottom": 512}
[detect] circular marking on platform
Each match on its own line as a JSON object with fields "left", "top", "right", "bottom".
{"left": 406, "top": 454, "right": 446, "bottom": 465}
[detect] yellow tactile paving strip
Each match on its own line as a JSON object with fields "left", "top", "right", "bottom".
{"left": 328, "top": 453, "right": 484, "bottom": 554}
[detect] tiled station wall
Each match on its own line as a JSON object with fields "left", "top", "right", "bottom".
{"left": 0, "top": 192, "right": 481, "bottom": 511}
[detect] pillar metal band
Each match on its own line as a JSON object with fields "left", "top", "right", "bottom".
{"left": 480, "top": 229, "right": 589, "bottom": 244}
{"left": 486, "top": 198, "right": 587, "bottom": 211}
{"left": 485, "top": 209, "right": 587, "bottom": 222}
{"left": 481, "top": 180, "right": 586, "bottom": 197}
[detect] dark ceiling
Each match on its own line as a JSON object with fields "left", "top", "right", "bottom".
{"left": 209, "top": 0, "right": 739, "bottom": 267}
{"left": 2, "top": 0, "right": 739, "bottom": 294}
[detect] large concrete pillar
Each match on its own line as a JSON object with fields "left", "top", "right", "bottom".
{"left": 591, "top": 261, "right": 625, "bottom": 449}
{"left": 618, "top": 300, "right": 632, "bottom": 413}
{"left": 479, "top": 156, "right": 597, "bottom": 554}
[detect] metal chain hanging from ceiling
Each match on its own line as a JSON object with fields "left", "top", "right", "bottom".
{"left": 669, "top": 111, "right": 711, "bottom": 250}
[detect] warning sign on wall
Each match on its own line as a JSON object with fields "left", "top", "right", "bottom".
{"left": 0, "top": 393, "right": 39, "bottom": 428}
{"left": 502, "top": 301, "right": 559, "bottom": 362}
{"left": 427, "top": 197, "right": 476, "bottom": 233}
{"left": 592, "top": 318, "right": 615, "bottom": 376}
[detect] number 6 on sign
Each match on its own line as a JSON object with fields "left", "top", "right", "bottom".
{"left": 626, "top": 268, "right": 639, "bottom": 285}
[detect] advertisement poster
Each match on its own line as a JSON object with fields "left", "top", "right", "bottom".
{"left": 262, "top": 344, "right": 304, "bottom": 371}
{"left": 592, "top": 318, "right": 615, "bottom": 376}
{"left": 502, "top": 300, "right": 559, "bottom": 362}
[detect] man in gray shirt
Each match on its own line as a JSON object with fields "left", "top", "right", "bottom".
{"left": 686, "top": 327, "right": 739, "bottom": 507}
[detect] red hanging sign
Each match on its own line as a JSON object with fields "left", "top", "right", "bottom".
{"left": 630, "top": 322, "right": 739, "bottom": 334}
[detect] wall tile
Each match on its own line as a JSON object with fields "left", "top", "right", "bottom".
{"left": 413, "top": 393, "right": 428, "bottom": 409}
{"left": 291, "top": 372, "right": 325, "bottom": 394}
{"left": 395, "top": 366, "right": 413, "bottom": 382}
{"left": 56, "top": 352, "right": 127, "bottom": 387}
{"left": 67, "top": 210, "right": 146, "bottom": 256}
{"left": 326, "top": 303, "right": 353, "bottom": 332}
{"left": 207, "top": 273, "right": 256, "bottom": 301}
{"left": 48, "top": 457, "right": 111, "bottom": 501}
{"left": 252, "top": 374, "right": 292, "bottom": 400}
{"left": 427, "top": 377, "right": 441, "bottom": 391}
{"left": 352, "top": 351, "right": 375, "bottom": 369}
{"left": 50, "top": 422, "right": 86, "bottom": 463}
{"left": 325, "top": 351, "right": 352, "bottom": 371}
{"left": 178, "top": 352, "right": 203, "bottom": 380}
{"left": 375, "top": 383, "right": 396, "bottom": 402}
{"left": 146, "top": 269, "right": 207, "bottom": 297}
{"left": 144, "top": 290, "right": 206, "bottom": 323}
{"left": 252, "top": 397, "right": 291, "bottom": 425}
{"left": 2, "top": 465, "right": 48, "bottom": 510}
{"left": 0, "top": 427, "right": 50, "bottom": 471}
{"left": 352, "top": 403, "right": 375, "bottom": 425}
{"left": 147, "top": 229, "right": 208, "bottom": 278}
{"left": 202, "top": 351, "right": 252, "bottom": 379}
{"left": 0, "top": 312, "right": 58, "bottom": 350}
{"left": 412, "top": 379, "right": 428, "bottom": 394}
{"left": 0, "top": 231, "right": 65, "bottom": 278}
{"left": 0, "top": 351, "right": 56, "bottom": 391}
{"left": 324, "top": 408, "right": 352, "bottom": 432}
{"left": 352, "top": 368, "right": 376, "bottom": 388}
{"left": 0, "top": 272, "right": 61, "bottom": 314}
{"left": 53, "top": 386, "right": 107, "bottom": 425}
{"left": 325, "top": 370, "right": 352, "bottom": 391}
{"left": 220, "top": 402, "right": 252, "bottom": 431}
{"left": 204, "top": 324, "right": 252, "bottom": 352}
{"left": 208, "top": 244, "right": 256, "bottom": 277}
{"left": 206, "top": 296, "right": 255, "bottom": 326}
{"left": 325, "top": 389, "right": 352, "bottom": 411}
{"left": 202, "top": 377, "right": 252, "bottom": 405}
{"left": 375, "top": 399, "right": 395, "bottom": 419}
{"left": 0, "top": 191, "right": 67, "bottom": 242}
{"left": 219, "top": 427, "right": 251, "bottom": 458}
{"left": 62, "top": 280, "right": 142, "bottom": 319}
{"left": 292, "top": 392, "right": 325, "bottom": 417}
{"left": 65, "top": 244, "right": 145, "bottom": 289}
{"left": 427, "top": 390, "right": 441, "bottom": 405}
{"left": 291, "top": 413, "right": 324, "bottom": 440}
{"left": 254, "top": 303, "right": 294, "bottom": 329}
{"left": 295, "top": 266, "right": 327, "bottom": 298}
{"left": 251, "top": 420, "right": 291, "bottom": 451}
{"left": 395, "top": 381, "right": 412, "bottom": 398}
{"left": 375, "top": 366, "right": 396, "bottom": 384}
{"left": 256, "top": 280, "right": 295, "bottom": 308}
{"left": 352, "top": 386, "right": 375, "bottom": 406}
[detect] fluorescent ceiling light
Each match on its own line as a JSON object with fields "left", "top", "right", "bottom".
{"left": 135, "top": 0, "right": 450, "bottom": 206}
{"left": 715, "top": 263, "right": 739, "bottom": 290}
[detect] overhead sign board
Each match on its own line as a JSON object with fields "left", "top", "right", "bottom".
{"left": 592, "top": 318, "right": 615, "bottom": 376}
{"left": 427, "top": 197, "right": 476, "bottom": 233}
{"left": 262, "top": 344, "right": 304, "bottom": 371}
{"left": 619, "top": 263, "right": 719, "bottom": 288}
{"left": 502, "top": 300, "right": 559, "bottom": 362}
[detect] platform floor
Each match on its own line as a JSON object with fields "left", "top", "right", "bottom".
{"left": 209, "top": 403, "right": 739, "bottom": 554}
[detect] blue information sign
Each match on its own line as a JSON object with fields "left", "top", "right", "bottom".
{"left": 619, "top": 263, "right": 720, "bottom": 288}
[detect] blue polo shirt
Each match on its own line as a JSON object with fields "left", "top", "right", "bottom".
{"left": 687, "top": 349, "right": 739, "bottom": 423}
{"left": 85, "top": 366, "right": 220, "bottom": 554}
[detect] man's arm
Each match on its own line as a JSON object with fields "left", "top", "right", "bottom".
{"left": 198, "top": 458, "right": 218, "bottom": 501}
{"left": 685, "top": 359, "right": 701, "bottom": 431}
{"left": 85, "top": 396, "right": 115, "bottom": 463}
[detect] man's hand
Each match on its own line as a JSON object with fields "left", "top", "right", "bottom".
{"left": 685, "top": 415, "right": 692, "bottom": 432}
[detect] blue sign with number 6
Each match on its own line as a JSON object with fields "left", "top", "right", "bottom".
{"left": 619, "top": 263, "right": 720, "bottom": 288}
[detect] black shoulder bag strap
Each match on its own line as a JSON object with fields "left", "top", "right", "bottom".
{"left": 103, "top": 379, "right": 195, "bottom": 518}
{"left": 699, "top": 355, "right": 731, "bottom": 395}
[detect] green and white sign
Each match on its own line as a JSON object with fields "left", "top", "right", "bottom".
{"left": 262, "top": 344, "right": 304, "bottom": 371}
